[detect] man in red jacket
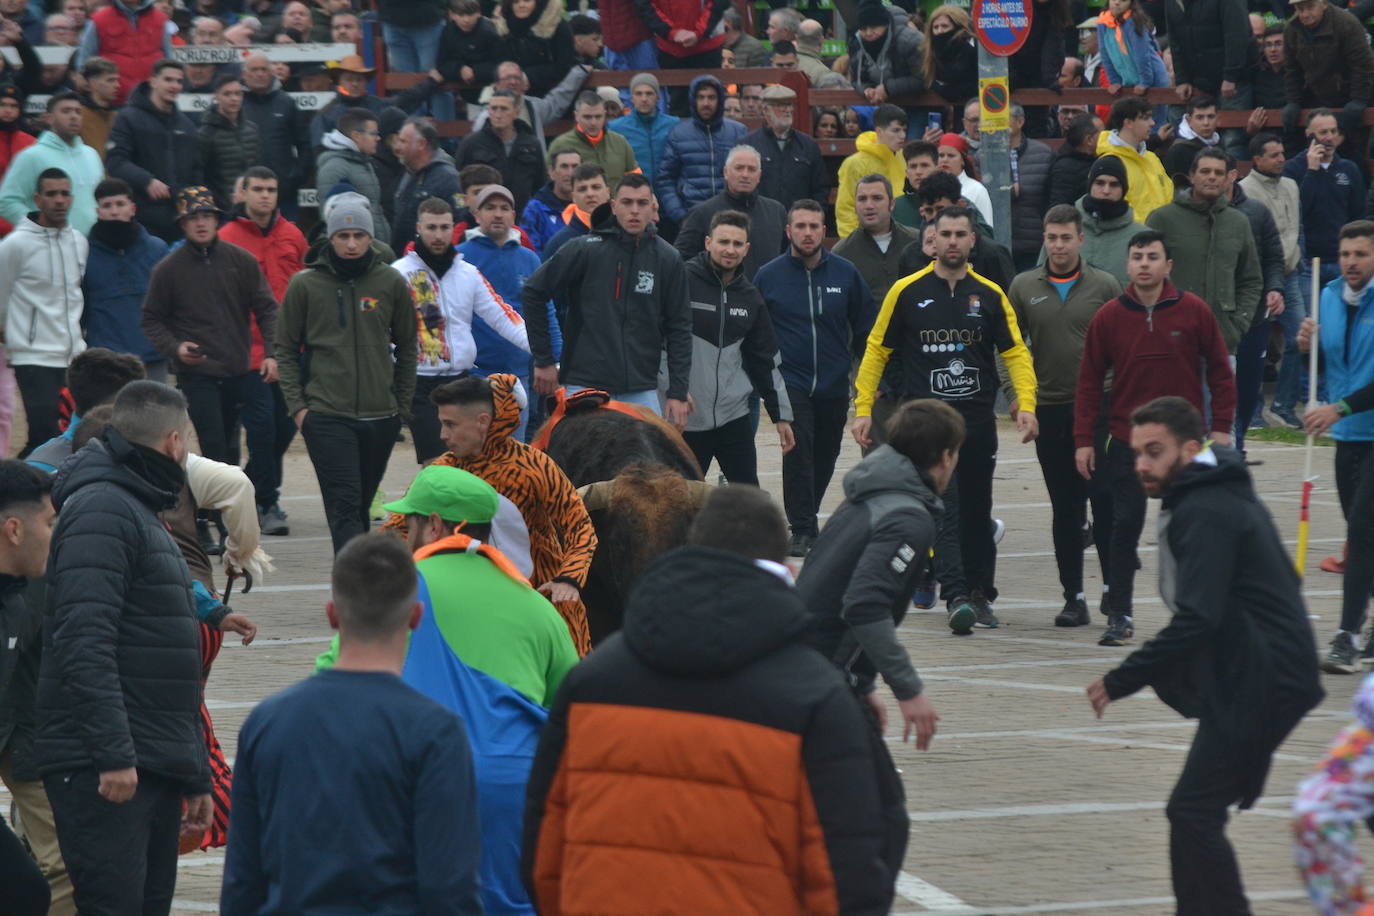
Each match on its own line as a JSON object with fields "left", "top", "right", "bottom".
{"left": 218, "top": 166, "right": 307, "bottom": 536}
{"left": 637, "top": 0, "right": 731, "bottom": 114}
{"left": 1073, "top": 230, "right": 1236, "bottom": 648}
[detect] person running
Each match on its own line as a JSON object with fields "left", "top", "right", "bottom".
{"left": 1298, "top": 220, "right": 1374, "bottom": 674}
{"left": 221, "top": 533, "right": 483, "bottom": 915}
{"left": 1087, "top": 396, "right": 1322, "bottom": 916}
{"left": 384, "top": 374, "right": 598, "bottom": 656}
{"left": 1074, "top": 231, "right": 1236, "bottom": 646}
{"left": 319, "top": 465, "right": 575, "bottom": 916}
{"left": 798, "top": 398, "right": 961, "bottom": 745}
{"left": 675, "top": 210, "right": 794, "bottom": 485}
{"left": 853, "top": 205, "right": 1039, "bottom": 632}
{"left": 393, "top": 194, "right": 529, "bottom": 464}
{"left": 1006, "top": 204, "right": 1121, "bottom": 626}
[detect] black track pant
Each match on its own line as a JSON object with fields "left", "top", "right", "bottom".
{"left": 1336, "top": 440, "right": 1374, "bottom": 634}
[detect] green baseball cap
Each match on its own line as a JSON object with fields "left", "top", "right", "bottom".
{"left": 382, "top": 466, "right": 499, "bottom": 525}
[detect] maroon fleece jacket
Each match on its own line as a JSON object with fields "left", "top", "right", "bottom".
{"left": 1074, "top": 279, "right": 1236, "bottom": 447}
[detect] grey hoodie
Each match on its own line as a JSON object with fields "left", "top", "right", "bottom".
{"left": 797, "top": 445, "right": 942, "bottom": 700}
{"left": 315, "top": 129, "right": 391, "bottom": 244}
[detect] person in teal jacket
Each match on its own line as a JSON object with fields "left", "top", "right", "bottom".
{"left": 607, "top": 73, "right": 678, "bottom": 184}
{"left": 317, "top": 464, "right": 577, "bottom": 915}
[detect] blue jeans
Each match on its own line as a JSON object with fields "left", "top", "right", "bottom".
{"left": 382, "top": 21, "right": 444, "bottom": 72}
{"left": 565, "top": 384, "right": 661, "bottom": 417}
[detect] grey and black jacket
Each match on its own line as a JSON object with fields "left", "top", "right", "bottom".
{"left": 797, "top": 445, "right": 941, "bottom": 701}
{"left": 667, "top": 251, "right": 792, "bottom": 433}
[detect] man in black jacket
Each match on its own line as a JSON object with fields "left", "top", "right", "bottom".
{"left": 455, "top": 89, "right": 546, "bottom": 213}
{"left": 522, "top": 173, "right": 692, "bottom": 428}
{"left": 799, "top": 398, "right": 961, "bottom": 746}
{"left": 105, "top": 60, "right": 204, "bottom": 243}
{"left": 1168, "top": 0, "right": 1253, "bottom": 160}
{"left": 0, "top": 461, "right": 60, "bottom": 916}
{"left": 239, "top": 53, "right": 311, "bottom": 220}
{"left": 674, "top": 144, "right": 786, "bottom": 281}
{"left": 392, "top": 116, "right": 460, "bottom": 250}
{"left": 741, "top": 84, "right": 829, "bottom": 212}
{"left": 37, "top": 381, "right": 213, "bottom": 914}
{"left": 1087, "top": 396, "right": 1323, "bottom": 916}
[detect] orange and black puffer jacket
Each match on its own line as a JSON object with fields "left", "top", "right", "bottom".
{"left": 522, "top": 546, "right": 907, "bottom": 915}
{"left": 384, "top": 372, "right": 597, "bottom": 655}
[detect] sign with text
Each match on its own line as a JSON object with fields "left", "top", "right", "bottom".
{"left": 171, "top": 42, "right": 355, "bottom": 65}
{"left": 971, "top": 0, "right": 1032, "bottom": 57}
{"left": 23, "top": 91, "right": 334, "bottom": 116}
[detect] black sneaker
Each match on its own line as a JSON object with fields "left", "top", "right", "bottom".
{"left": 1055, "top": 597, "right": 1089, "bottom": 627}
{"left": 971, "top": 591, "right": 999, "bottom": 628}
{"left": 788, "top": 533, "right": 813, "bottom": 558}
{"left": 1099, "top": 614, "right": 1134, "bottom": 646}
{"left": 946, "top": 597, "right": 975, "bottom": 635}
{"left": 197, "top": 516, "right": 224, "bottom": 557}
{"left": 1323, "top": 631, "right": 1360, "bottom": 675}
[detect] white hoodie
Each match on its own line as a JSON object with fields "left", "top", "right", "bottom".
{"left": 391, "top": 248, "right": 529, "bottom": 377}
{"left": 0, "top": 216, "right": 88, "bottom": 368}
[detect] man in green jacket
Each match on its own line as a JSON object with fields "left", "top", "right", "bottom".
{"left": 547, "top": 91, "right": 639, "bottom": 190}
{"left": 1005, "top": 204, "right": 1121, "bottom": 628}
{"left": 1145, "top": 148, "right": 1263, "bottom": 353}
{"left": 275, "top": 196, "right": 417, "bottom": 553}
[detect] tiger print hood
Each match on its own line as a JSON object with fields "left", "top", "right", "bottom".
{"left": 482, "top": 372, "right": 527, "bottom": 449}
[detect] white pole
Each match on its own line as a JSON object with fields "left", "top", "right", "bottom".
{"left": 1305, "top": 257, "right": 1321, "bottom": 481}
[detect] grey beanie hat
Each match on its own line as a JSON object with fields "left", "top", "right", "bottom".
{"left": 326, "top": 194, "right": 374, "bottom": 238}
{"left": 629, "top": 72, "right": 659, "bottom": 94}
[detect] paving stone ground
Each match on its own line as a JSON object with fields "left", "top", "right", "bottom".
{"left": 4, "top": 413, "right": 1359, "bottom": 915}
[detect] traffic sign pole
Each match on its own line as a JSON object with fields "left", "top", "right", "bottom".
{"left": 970, "top": 0, "right": 1032, "bottom": 251}
{"left": 977, "top": 56, "right": 1013, "bottom": 250}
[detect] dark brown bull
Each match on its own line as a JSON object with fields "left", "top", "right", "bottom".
{"left": 536, "top": 395, "right": 711, "bottom": 644}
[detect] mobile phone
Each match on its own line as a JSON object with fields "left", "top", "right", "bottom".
{"left": 187, "top": 344, "right": 204, "bottom": 355}
{"left": 928, "top": 112, "right": 943, "bottom": 133}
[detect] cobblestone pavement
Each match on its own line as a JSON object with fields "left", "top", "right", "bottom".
{"left": 5, "top": 417, "right": 1357, "bottom": 914}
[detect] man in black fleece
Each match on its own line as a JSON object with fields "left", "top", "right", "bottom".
{"left": 1087, "top": 396, "right": 1323, "bottom": 916}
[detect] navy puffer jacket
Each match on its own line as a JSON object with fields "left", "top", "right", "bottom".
{"left": 654, "top": 74, "right": 747, "bottom": 223}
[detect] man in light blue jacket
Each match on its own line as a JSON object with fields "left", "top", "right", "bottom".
{"left": 0, "top": 93, "right": 103, "bottom": 234}
{"left": 607, "top": 73, "right": 678, "bottom": 184}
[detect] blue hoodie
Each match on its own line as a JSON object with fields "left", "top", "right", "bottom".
{"left": 1283, "top": 151, "right": 1365, "bottom": 262}
{"left": 457, "top": 230, "right": 561, "bottom": 376}
{"left": 752, "top": 248, "right": 877, "bottom": 400}
{"left": 654, "top": 74, "right": 746, "bottom": 222}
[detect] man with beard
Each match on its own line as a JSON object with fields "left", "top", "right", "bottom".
{"left": 1300, "top": 221, "right": 1374, "bottom": 674}
{"left": 854, "top": 205, "right": 1039, "bottom": 633}
{"left": 394, "top": 195, "right": 529, "bottom": 464}
{"left": 1086, "top": 395, "right": 1322, "bottom": 916}
{"left": 1074, "top": 232, "right": 1236, "bottom": 647}
{"left": 754, "top": 199, "right": 875, "bottom": 556}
